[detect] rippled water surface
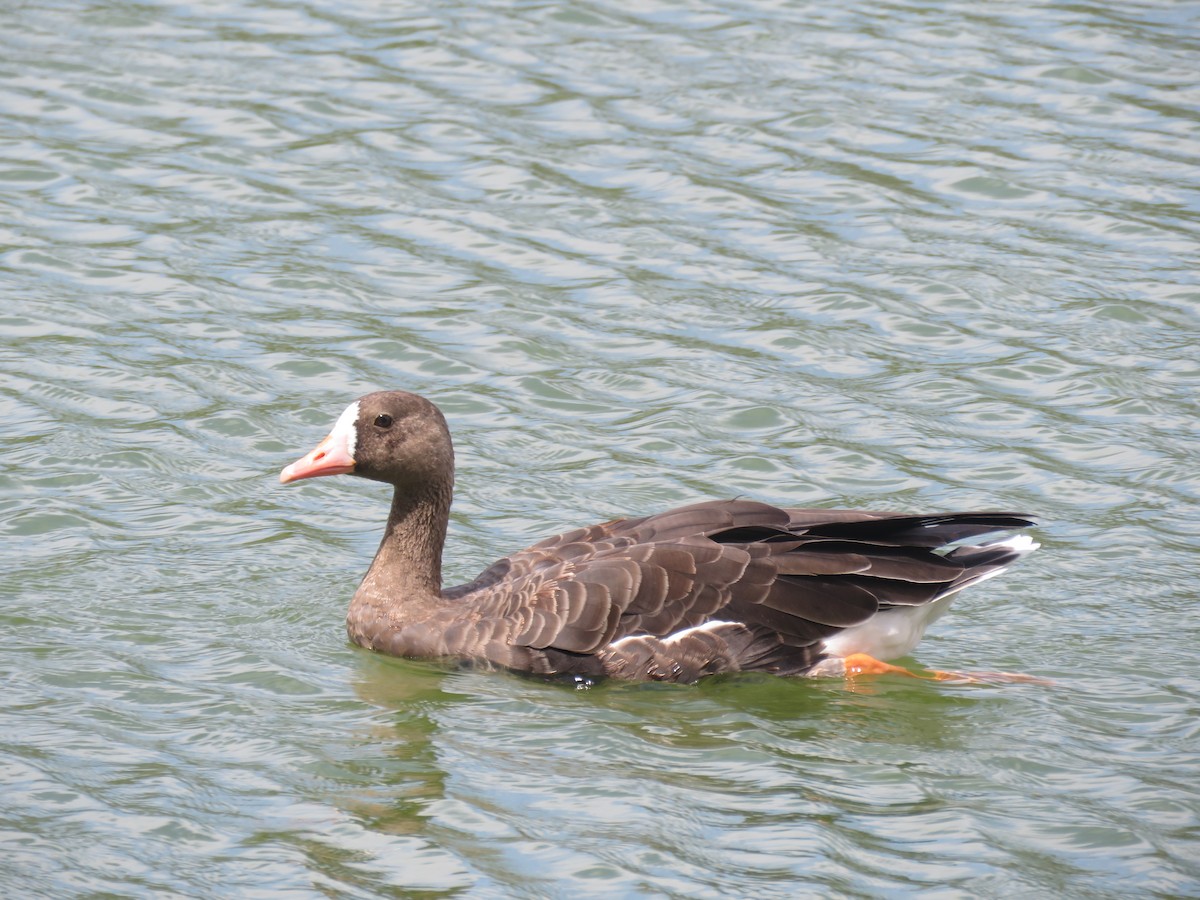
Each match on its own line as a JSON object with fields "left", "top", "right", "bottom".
{"left": 3, "top": 0, "right": 1199, "bottom": 896}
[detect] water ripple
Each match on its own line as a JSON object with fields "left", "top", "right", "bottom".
{"left": 2, "top": 0, "right": 1198, "bottom": 896}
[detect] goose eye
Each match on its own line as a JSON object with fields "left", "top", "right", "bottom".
{"left": 374, "top": 414, "right": 394, "bottom": 429}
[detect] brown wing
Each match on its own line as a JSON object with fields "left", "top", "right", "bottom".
{"left": 521, "top": 538, "right": 764, "bottom": 651}
{"left": 715, "top": 509, "right": 1037, "bottom": 643}
{"left": 451, "top": 501, "right": 786, "bottom": 653}
{"left": 444, "top": 498, "right": 791, "bottom": 593}
{"left": 448, "top": 500, "right": 1035, "bottom": 664}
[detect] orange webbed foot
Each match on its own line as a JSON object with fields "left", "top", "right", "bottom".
{"left": 841, "top": 653, "right": 922, "bottom": 679}
{"left": 839, "top": 654, "right": 1052, "bottom": 686}
{"left": 926, "top": 668, "right": 1054, "bottom": 686}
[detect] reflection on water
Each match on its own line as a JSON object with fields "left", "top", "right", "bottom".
{"left": 2, "top": 0, "right": 1198, "bottom": 896}
{"left": 347, "top": 660, "right": 1077, "bottom": 895}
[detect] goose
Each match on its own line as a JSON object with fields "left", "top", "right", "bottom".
{"left": 280, "top": 391, "right": 1039, "bottom": 684}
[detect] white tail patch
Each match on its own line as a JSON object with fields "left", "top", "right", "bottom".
{"left": 951, "top": 534, "right": 1040, "bottom": 590}
{"left": 821, "top": 532, "right": 1038, "bottom": 662}
{"left": 820, "top": 599, "right": 954, "bottom": 662}
{"left": 994, "top": 533, "right": 1039, "bottom": 555}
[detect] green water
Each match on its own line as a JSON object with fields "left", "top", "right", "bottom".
{"left": 2, "top": 0, "right": 1198, "bottom": 896}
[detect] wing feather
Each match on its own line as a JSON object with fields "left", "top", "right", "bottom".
{"left": 443, "top": 502, "right": 1036, "bottom": 672}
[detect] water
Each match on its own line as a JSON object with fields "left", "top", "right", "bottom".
{"left": 2, "top": 0, "right": 1198, "bottom": 896}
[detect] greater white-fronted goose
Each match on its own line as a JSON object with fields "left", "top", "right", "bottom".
{"left": 280, "top": 391, "right": 1039, "bottom": 684}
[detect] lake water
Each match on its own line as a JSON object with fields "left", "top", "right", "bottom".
{"left": 2, "top": 0, "right": 1198, "bottom": 896}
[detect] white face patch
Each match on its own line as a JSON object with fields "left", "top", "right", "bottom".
{"left": 330, "top": 399, "right": 360, "bottom": 459}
